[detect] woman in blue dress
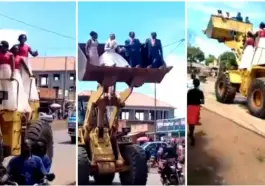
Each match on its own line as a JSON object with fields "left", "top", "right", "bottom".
{"left": 125, "top": 32, "right": 142, "bottom": 67}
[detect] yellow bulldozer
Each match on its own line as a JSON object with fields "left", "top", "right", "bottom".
{"left": 77, "top": 43, "right": 172, "bottom": 185}
{"left": 0, "top": 32, "right": 53, "bottom": 173}
{"left": 204, "top": 15, "right": 265, "bottom": 118}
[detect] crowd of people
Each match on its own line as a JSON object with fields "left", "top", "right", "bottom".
{"left": 85, "top": 31, "right": 165, "bottom": 68}
{"left": 0, "top": 34, "right": 39, "bottom": 112}
{"left": 217, "top": 10, "right": 250, "bottom": 24}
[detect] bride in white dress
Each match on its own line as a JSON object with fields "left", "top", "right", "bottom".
{"left": 99, "top": 33, "right": 129, "bottom": 67}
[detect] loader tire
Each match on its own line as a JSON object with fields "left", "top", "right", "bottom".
{"left": 215, "top": 73, "right": 237, "bottom": 103}
{"left": 78, "top": 146, "right": 90, "bottom": 185}
{"left": 93, "top": 173, "right": 115, "bottom": 185}
{"left": 27, "top": 120, "right": 54, "bottom": 160}
{"left": 247, "top": 78, "right": 265, "bottom": 118}
{"left": 119, "top": 144, "right": 148, "bottom": 185}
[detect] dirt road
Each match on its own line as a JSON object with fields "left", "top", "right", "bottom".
{"left": 188, "top": 108, "right": 265, "bottom": 185}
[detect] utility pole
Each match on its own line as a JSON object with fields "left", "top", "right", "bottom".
{"left": 154, "top": 83, "right": 157, "bottom": 141}
{"left": 62, "top": 57, "right": 67, "bottom": 115}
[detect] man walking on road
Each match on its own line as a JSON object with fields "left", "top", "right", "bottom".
{"left": 187, "top": 78, "right": 204, "bottom": 146}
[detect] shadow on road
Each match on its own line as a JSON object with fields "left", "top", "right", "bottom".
{"left": 188, "top": 130, "right": 223, "bottom": 185}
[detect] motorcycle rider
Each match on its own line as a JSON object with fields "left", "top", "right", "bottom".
{"left": 35, "top": 141, "right": 52, "bottom": 173}
{"left": 159, "top": 143, "right": 178, "bottom": 183}
{"left": 7, "top": 139, "right": 48, "bottom": 185}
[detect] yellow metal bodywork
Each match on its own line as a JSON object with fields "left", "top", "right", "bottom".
{"left": 0, "top": 79, "right": 40, "bottom": 158}
{"left": 205, "top": 15, "right": 265, "bottom": 98}
{"left": 79, "top": 86, "right": 133, "bottom": 174}
{"left": 29, "top": 101, "right": 40, "bottom": 121}
{"left": 0, "top": 111, "right": 22, "bottom": 156}
{"left": 205, "top": 15, "right": 253, "bottom": 62}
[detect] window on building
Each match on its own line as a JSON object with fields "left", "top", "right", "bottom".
{"left": 164, "top": 111, "right": 169, "bottom": 119}
{"left": 53, "top": 86, "right": 59, "bottom": 98}
{"left": 135, "top": 110, "right": 144, "bottom": 121}
{"left": 40, "top": 75, "right": 48, "bottom": 86}
{"left": 149, "top": 110, "right": 154, "bottom": 120}
{"left": 156, "top": 110, "right": 163, "bottom": 120}
{"left": 69, "top": 86, "right": 75, "bottom": 91}
{"left": 121, "top": 111, "right": 129, "bottom": 120}
{"left": 70, "top": 73, "right": 75, "bottom": 81}
{"left": 53, "top": 74, "right": 60, "bottom": 81}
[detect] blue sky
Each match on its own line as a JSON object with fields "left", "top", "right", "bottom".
{"left": 77, "top": 2, "right": 185, "bottom": 112}
{"left": 0, "top": 2, "right": 76, "bottom": 56}
{"left": 188, "top": 2, "right": 265, "bottom": 57}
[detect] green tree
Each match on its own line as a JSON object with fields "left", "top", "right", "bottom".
{"left": 187, "top": 46, "right": 205, "bottom": 63}
{"left": 219, "top": 51, "right": 238, "bottom": 70}
{"left": 205, "top": 54, "right": 216, "bottom": 66}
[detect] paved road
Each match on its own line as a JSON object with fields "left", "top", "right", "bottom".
{"left": 51, "top": 129, "right": 76, "bottom": 185}
{"left": 188, "top": 108, "right": 265, "bottom": 185}
{"left": 89, "top": 168, "right": 161, "bottom": 185}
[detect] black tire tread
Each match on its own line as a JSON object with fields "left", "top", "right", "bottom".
{"left": 247, "top": 77, "right": 265, "bottom": 118}
{"left": 27, "top": 120, "right": 54, "bottom": 160}
{"left": 215, "top": 73, "right": 237, "bottom": 103}
{"left": 78, "top": 146, "right": 90, "bottom": 185}
{"left": 119, "top": 144, "right": 148, "bottom": 185}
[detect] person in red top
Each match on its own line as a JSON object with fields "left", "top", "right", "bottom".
{"left": 240, "top": 31, "right": 255, "bottom": 69}
{"left": 0, "top": 41, "right": 17, "bottom": 110}
{"left": 15, "top": 34, "right": 39, "bottom": 102}
{"left": 254, "top": 22, "right": 265, "bottom": 46}
{"left": 9, "top": 45, "right": 31, "bottom": 113}
{"left": 16, "top": 34, "right": 38, "bottom": 57}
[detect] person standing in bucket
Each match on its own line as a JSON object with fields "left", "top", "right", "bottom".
{"left": 187, "top": 78, "right": 204, "bottom": 146}
{"left": 125, "top": 32, "right": 142, "bottom": 67}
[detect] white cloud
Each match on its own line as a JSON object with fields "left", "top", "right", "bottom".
{"left": 194, "top": 36, "right": 229, "bottom": 57}
{"left": 0, "top": 29, "right": 26, "bottom": 49}
{"left": 150, "top": 54, "right": 186, "bottom": 118}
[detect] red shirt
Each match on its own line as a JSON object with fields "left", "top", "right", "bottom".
{"left": 14, "top": 55, "right": 23, "bottom": 69}
{"left": 18, "top": 44, "right": 30, "bottom": 57}
{"left": 246, "top": 37, "right": 254, "bottom": 46}
{"left": 258, "top": 29, "right": 265, "bottom": 38}
{"left": 0, "top": 52, "right": 13, "bottom": 65}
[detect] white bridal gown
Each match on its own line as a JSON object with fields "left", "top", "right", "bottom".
{"left": 99, "top": 39, "right": 129, "bottom": 67}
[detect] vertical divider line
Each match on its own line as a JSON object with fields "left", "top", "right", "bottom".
{"left": 185, "top": 1, "right": 188, "bottom": 185}
{"left": 75, "top": 0, "right": 78, "bottom": 185}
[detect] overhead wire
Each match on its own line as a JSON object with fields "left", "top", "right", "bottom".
{"left": 0, "top": 12, "right": 75, "bottom": 40}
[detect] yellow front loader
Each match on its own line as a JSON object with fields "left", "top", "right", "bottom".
{"left": 205, "top": 15, "right": 265, "bottom": 118}
{"left": 0, "top": 31, "right": 54, "bottom": 174}
{"left": 77, "top": 43, "right": 172, "bottom": 185}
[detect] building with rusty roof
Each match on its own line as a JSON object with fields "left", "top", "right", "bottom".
{"left": 78, "top": 91, "right": 175, "bottom": 134}
{"left": 31, "top": 56, "right": 76, "bottom": 101}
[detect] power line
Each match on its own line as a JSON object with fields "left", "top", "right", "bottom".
{"left": 168, "top": 39, "right": 185, "bottom": 55}
{"left": 0, "top": 12, "right": 75, "bottom": 40}
{"left": 163, "top": 38, "right": 185, "bottom": 48}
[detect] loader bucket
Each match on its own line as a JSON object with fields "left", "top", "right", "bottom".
{"left": 205, "top": 15, "right": 252, "bottom": 41}
{"left": 78, "top": 43, "right": 172, "bottom": 87}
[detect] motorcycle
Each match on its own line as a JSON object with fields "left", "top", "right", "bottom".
{"left": 158, "top": 158, "right": 185, "bottom": 186}
{"left": 3, "top": 173, "right": 55, "bottom": 186}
